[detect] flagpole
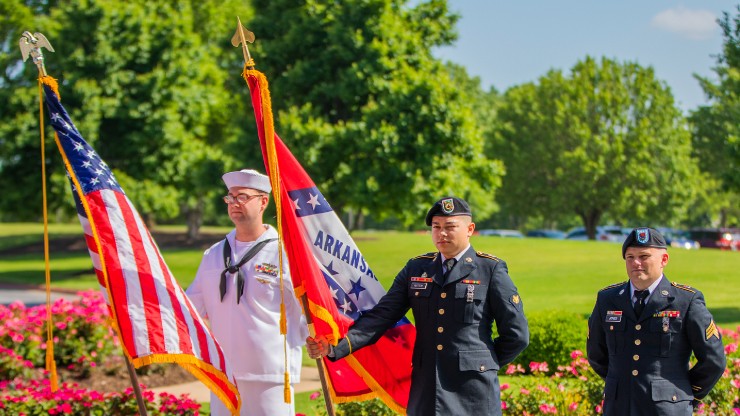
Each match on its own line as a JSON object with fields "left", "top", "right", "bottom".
{"left": 21, "top": 30, "right": 59, "bottom": 392}
{"left": 124, "top": 355, "right": 150, "bottom": 415}
{"left": 300, "top": 295, "right": 337, "bottom": 416}
{"left": 22, "top": 30, "right": 149, "bottom": 416}
{"left": 232, "top": 20, "right": 337, "bottom": 415}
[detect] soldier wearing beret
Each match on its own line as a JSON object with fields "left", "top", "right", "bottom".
{"left": 587, "top": 227, "right": 726, "bottom": 415}
{"left": 306, "top": 196, "right": 529, "bottom": 415}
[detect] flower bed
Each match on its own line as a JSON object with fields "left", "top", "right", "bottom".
{"left": 0, "top": 292, "right": 200, "bottom": 415}
{"left": 2, "top": 292, "right": 738, "bottom": 415}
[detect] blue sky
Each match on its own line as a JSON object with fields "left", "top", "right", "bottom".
{"left": 433, "top": 1, "right": 738, "bottom": 113}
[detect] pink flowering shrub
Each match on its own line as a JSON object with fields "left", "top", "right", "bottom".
{"left": 694, "top": 326, "right": 740, "bottom": 415}
{"left": 0, "top": 378, "right": 200, "bottom": 416}
{"left": 500, "top": 327, "right": 740, "bottom": 415}
{"left": 501, "top": 351, "right": 604, "bottom": 415}
{"left": 0, "top": 291, "right": 117, "bottom": 377}
{"left": 0, "top": 345, "right": 34, "bottom": 380}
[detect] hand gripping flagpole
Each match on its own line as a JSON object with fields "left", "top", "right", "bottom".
{"left": 232, "top": 19, "right": 336, "bottom": 416}
{"left": 20, "top": 31, "right": 149, "bottom": 416}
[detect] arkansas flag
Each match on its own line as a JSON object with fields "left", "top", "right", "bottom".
{"left": 243, "top": 69, "right": 415, "bottom": 413}
{"left": 40, "top": 77, "right": 240, "bottom": 414}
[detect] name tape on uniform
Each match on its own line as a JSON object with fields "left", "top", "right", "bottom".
{"left": 606, "top": 310, "right": 623, "bottom": 322}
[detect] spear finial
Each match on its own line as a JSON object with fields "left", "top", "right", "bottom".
{"left": 231, "top": 17, "right": 255, "bottom": 68}
{"left": 19, "top": 31, "right": 55, "bottom": 76}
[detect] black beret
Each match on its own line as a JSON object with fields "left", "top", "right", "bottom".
{"left": 425, "top": 197, "right": 472, "bottom": 226}
{"left": 622, "top": 227, "right": 667, "bottom": 258}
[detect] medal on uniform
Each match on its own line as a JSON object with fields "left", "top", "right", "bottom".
{"left": 466, "top": 284, "right": 475, "bottom": 302}
{"left": 662, "top": 316, "right": 669, "bottom": 332}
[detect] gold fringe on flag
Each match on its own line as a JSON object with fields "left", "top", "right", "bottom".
{"left": 242, "top": 66, "right": 292, "bottom": 404}
{"left": 37, "top": 75, "right": 60, "bottom": 392}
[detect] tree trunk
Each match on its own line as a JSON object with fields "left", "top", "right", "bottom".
{"left": 719, "top": 208, "right": 728, "bottom": 229}
{"left": 356, "top": 211, "right": 365, "bottom": 231}
{"left": 579, "top": 210, "right": 602, "bottom": 240}
{"left": 186, "top": 199, "right": 204, "bottom": 243}
{"left": 345, "top": 207, "right": 355, "bottom": 233}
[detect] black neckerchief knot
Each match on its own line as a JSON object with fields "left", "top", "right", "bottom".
{"left": 219, "top": 237, "right": 277, "bottom": 303}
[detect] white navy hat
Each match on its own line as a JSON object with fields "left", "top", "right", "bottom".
{"left": 222, "top": 169, "right": 272, "bottom": 193}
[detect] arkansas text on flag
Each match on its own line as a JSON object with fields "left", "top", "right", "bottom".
{"left": 40, "top": 78, "right": 240, "bottom": 414}
{"left": 244, "top": 70, "right": 416, "bottom": 413}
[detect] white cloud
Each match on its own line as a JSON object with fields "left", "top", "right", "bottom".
{"left": 651, "top": 7, "right": 718, "bottom": 40}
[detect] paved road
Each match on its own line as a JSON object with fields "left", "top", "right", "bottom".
{"left": 150, "top": 366, "right": 323, "bottom": 402}
{"left": 0, "top": 285, "right": 77, "bottom": 306}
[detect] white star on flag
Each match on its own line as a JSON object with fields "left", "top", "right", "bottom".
{"left": 94, "top": 168, "right": 104, "bottom": 176}
{"left": 340, "top": 299, "right": 352, "bottom": 314}
{"left": 292, "top": 198, "right": 301, "bottom": 211}
{"left": 90, "top": 177, "right": 100, "bottom": 185}
{"left": 51, "top": 113, "right": 62, "bottom": 123}
{"left": 82, "top": 161, "right": 92, "bottom": 168}
{"left": 73, "top": 142, "right": 84, "bottom": 152}
{"left": 307, "top": 193, "right": 320, "bottom": 209}
{"left": 330, "top": 287, "right": 339, "bottom": 300}
{"left": 86, "top": 150, "right": 96, "bottom": 159}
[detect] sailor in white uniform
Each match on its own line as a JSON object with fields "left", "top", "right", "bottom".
{"left": 186, "top": 169, "right": 308, "bottom": 416}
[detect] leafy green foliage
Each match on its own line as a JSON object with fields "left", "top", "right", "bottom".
{"left": 512, "top": 310, "right": 587, "bottom": 371}
{"left": 0, "top": 0, "right": 248, "bottom": 235}
{"left": 248, "top": 0, "right": 503, "bottom": 228}
{"left": 492, "top": 57, "right": 701, "bottom": 237}
{"left": 690, "top": 5, "right": 740, "bottom": 227}
{"left": 337, "top": 398, "right": 394, "bottom": 415}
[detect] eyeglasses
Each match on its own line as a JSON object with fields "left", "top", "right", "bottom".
{"left": 223, "top": 193, "right": 264, "bottom": 205}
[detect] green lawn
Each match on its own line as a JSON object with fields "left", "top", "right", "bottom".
{"left": 1, "top": 224, "right": 739, "bottom": 326}
{"left": 2, "top": 223, "right": 739, "bottom": 414}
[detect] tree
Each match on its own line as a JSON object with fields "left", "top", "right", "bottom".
{"left": 247, "top": 0, "right": 503, "bottom": 229}
{"left": 690, "top": 5, "right": 740, "bottom": 227}
{"left": 491, "top": 56, "right": 701, "bottom": 239}
{"left": 0, "top": 0, "right": 247, "bottom": 239}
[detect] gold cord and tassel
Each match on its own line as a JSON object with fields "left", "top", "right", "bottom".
{"left": 38, "top": 76, "right": 60, "bottom": 391}
{"left": 243, "top": 66, "right": 292, "bottom": 403}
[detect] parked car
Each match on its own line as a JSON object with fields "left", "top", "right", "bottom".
{"left": 526, "top": 229, "right": 566, "bottom": 239}
{"left": 478, "top": 229, "right": 525, "bottom": 238}
{"left": 657, "top": 228, "right": 700, "bottom": 250}
{"left": 687, "top": 228, "right": 739, "bottom": 250}
{"left": 565, "top": 226, "right": 628, "bottom": 242}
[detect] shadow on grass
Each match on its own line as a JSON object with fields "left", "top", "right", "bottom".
{"left": 0, "top": 268, "right": 95, "bottom": 286}
{"left": 710, "top": 307, "right": 740, "bottom": 328}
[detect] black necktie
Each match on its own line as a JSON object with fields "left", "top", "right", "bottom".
{"left": 633, "top": 289, "right": 649, "bottom": 317}
{"left": 443, "top": 258, "right": 457, "bottom": 279}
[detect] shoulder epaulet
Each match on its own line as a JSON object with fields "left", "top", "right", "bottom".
{"left": 599, "top": 281, "right": 626, "bottom": 292}
{"left": 476, "top": 251, "right": 500, "bottom": 262}
{"left": 671, "top": 282, "right": 697, "bottom": 293}
{"left": 411, "top": 252, "right": 436, "bottom": 260}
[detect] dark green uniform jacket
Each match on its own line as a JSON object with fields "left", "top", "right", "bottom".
{"left": 587, "top": 276, "right": 726, "bottom": 415}
{"left": 330, "top": 246, "right": 529, "bottom": 415}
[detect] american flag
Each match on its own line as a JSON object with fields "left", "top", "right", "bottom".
{"left": 41, "top": 80, "right": 240, "bottom": 413}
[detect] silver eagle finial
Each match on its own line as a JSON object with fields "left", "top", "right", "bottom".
{"left": 19, "top": 31, "right": 55, "bottom": 76}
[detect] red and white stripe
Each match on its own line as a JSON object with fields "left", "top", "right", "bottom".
{"left": 79, "top": 188, "right": 230, "bottom": 376}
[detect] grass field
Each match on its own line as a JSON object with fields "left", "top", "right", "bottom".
{"left": 1, "top": 223, "right": 739, "bottom": 326}
{"left": 1, "top": 223, "right": 739, "bottom": 414}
